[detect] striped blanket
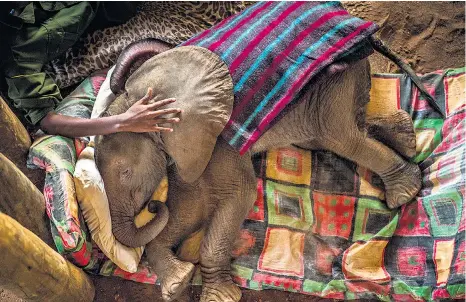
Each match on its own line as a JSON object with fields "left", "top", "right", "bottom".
{"left": 182, "top": 1, "right": 379, "bottom": 154}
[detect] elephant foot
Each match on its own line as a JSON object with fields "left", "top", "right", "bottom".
{"left": 384, "top": 162, "right": 422, "bottom": 209}
{"left": 161, "top": 259, "right": 196, "bottom": 302}
{"left": 200, "top": 280, "right": 242, "bottom": 302}
{"left": 367, "top": 110, "right": 416, "bottom": 159}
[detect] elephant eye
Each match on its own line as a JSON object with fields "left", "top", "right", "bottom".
{"left": 120, "top": 167, "right": 133, "bottom": 181}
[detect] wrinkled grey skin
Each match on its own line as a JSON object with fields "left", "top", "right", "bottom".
{"left": 95, "top": 53, "right": 420, "bottom": 302}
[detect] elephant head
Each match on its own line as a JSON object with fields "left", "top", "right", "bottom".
{"left": 95, "top": 130, "right": 169, "bottom": 247}
{"left": 95, "top": 46, "right": 234, "bottom": 247}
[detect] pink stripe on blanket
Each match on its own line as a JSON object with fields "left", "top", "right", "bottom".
{"left": 228, "top": 1, "right": 305, "bottom": 74}
{"left": 207, "top": 2, "right": 273, "bottom": 52}
{"left": 183, "top": 28, "right": 213, "bottom": 46}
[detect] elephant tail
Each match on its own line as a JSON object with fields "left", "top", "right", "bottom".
{"left": 110, "top": 38, "right": 174, "bottom": 94}
{"left": 369, "top": 36, "right": 444, "bottom": 117}
{"left": 112, "top": 200, "right": 169, "bottom": 248}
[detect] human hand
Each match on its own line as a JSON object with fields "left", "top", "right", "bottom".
{"left": 117, "top": 88, "right": 182, "bottom": 133}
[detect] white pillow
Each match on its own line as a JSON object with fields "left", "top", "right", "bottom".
{"left": 75, "top": 66, "right": 166, "bottom": 272}
{"left": 74, "top": 146, "right": 144, "bottom": 273}
{"left": 91, "top": 65, "right": 116, "bottom": 119}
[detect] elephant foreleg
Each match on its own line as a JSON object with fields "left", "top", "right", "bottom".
{"left": 199, "top": 139, "right": 257, "bottom": 302}
{"left": 145, "top": 172, "right": 205, "bottom": 302}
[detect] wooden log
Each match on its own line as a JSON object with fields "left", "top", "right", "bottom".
{"left": 0, "top": 213, "right": 95, "bottom": 302}
{"left": 0, "top": 96, "right": 45, "bottom": 189}
{"left": 0, "top": 153, "right": 54, "bottom": 247}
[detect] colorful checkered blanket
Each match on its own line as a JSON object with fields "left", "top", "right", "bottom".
{"left": 27, "top": 66, "right": 465, "bottom": 300}
{"left": 182, "top": 1, "right": 379, "bottom": 154}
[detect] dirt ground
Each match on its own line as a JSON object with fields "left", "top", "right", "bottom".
{"left": 344, "top": 1, "right": 465, "bottom": 74}
{"left": 90, "top": 276, "right": 334, "bottom": 302}
{"left": 1, "top": 1, "right": 464, "bottom": 302}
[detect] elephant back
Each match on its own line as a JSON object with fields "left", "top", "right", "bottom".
{"left": 125, "top": 46, "right": 234, "bottom": 183}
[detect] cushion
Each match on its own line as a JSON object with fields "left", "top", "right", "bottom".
{"left": 74, "top": 70, "right": 169, "bottom": 272}
{"left": 74, "top": 145, "right": 144, "bottom": 273}
{"left": 91, "top": 66, "right": 116, "bottom": 119}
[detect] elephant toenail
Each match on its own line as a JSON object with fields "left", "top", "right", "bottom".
{"left": 170, "top": 282, "right": 181, "bottom": 291}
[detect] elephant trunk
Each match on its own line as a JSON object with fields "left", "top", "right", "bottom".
{"left": 112, "top": 200, "right": 169, "bottom": 247}
{"left": 110, "top": 38, "right": 174, "bottom": 94}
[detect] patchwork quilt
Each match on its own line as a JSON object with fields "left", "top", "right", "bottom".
{"left": 27, "top": 66, "right": 465, "bottom": 301}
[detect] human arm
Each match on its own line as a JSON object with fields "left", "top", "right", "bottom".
{"left": 40, "top": 88, "right": 182, "bottom": 138}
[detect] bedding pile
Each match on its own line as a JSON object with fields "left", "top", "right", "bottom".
{"left": 27, "top": 66, "right": 465, "bottom": 300}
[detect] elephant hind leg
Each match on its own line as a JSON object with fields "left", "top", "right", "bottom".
{"left": 313, "top": 61, "right": 420, "bottom": 208}
{"left": 366, "top": 110, "right": 417, "bottom": 159}
{"left": 322, "top": 131, "right": 421, "bottom": 209}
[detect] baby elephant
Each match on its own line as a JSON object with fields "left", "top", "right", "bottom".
{"left": 95, "top": 48, "right": 421, "bottom": 302}
{"left": 95, "top": 2, "right": 440, "bottom": 301}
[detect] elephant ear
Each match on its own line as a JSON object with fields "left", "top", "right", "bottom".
{"left": 125, "top": 46, "right": 234, "bottom": 183}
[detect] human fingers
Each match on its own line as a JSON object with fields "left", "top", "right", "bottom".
{"left": 128, "top": 123, "right": 173, "bottom": 133}
{"left": 137, "top": 87, "right": 153, "bottom": 105}
{"left": 152, "top": 117, "right": 180, "bottom": 124}
{"left": 147, "top": 98, "right": 176, "bottom": 109}
{"left": 152, "top": 125, "right": 174, "bottom": 132}
{"left": 147, "top": 108, "right": 182, "bottom": 117}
